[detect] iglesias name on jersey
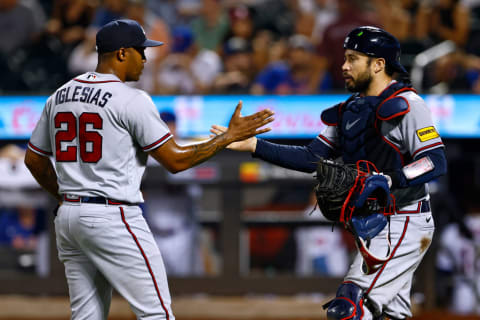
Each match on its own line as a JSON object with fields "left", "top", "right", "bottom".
{"left": 28, "top": 72, "right": 172, "bottom": 203}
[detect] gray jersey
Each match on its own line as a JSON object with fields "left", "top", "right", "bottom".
{"left": 319, "top": 90, "right": 443, "bottom": 161}
{"left": 28, "top": 72, "right": 171, "bottom": 203}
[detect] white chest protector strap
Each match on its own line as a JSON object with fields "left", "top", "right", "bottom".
{"left": 356, "top": 215, "right": 410, "bottom": 275}
{"left": 356, "top": 234, "right": 392, "bottom": 275}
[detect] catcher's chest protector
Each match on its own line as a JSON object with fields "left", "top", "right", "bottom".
{"left": 338, "top": 82, "right": 413, "bottom": 171}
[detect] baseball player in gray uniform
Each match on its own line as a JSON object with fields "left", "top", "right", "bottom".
{"left": 211, "top": 26, "right": 447, "bottom": 320}
{"left": 24, "top": 19, "right": 274, "bottom": 320}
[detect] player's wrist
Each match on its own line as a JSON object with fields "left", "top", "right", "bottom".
{"left": 384, "top": 169, "right": 407, "bottom": 189}
{"left": 250, "top": 137, "right": 258, "bottom": 153}
{"left": 222, "top": 130, "right": 235, "bottom": 145}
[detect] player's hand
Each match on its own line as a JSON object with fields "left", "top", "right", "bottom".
{"left": 210, "top": 125, "right": 258, "bottom": 152}
{"left": 223, "top": 101, "right": 274, "bottom": 146}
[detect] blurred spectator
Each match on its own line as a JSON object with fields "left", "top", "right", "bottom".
{"left": 0, "top": 0, "right": 46, "bottom": 55}
{"left": 89, "top": 0, "right": 128, "bottom": 30}
{"left": 251, "top": 29, "right": 275, "bottom": 75}
{"left": 0, "top": 206, "right": 45, "bottom": 252}
{"left": 44, "top": 0, "right": 96, "bottom": 58}
{"left": 463, "top": 0, "right": 480, "bottom": 54}
{"left": 467, "top": 55, "right": 480, "bottom": 92}
{"left": 0, "top": 144, "right": 49, "bottom": 275}
{"left": 124, "top": 0, "right": 171, "bottom": 93}
{"left": 423, "top": 51, "right": 479, "bottom": 93}
{"left": 144, "top": 111, "right": 204, "bottom": 276}
{"left": 0, "top": 0, "right": 52, "bottom": 92}
{"left": 401, "top": 0, "right": 432, "bottom": 41}
{"left": 251, "top": 0, "right": 295, "bottom": 38}
{"left": 419, "top": 0, "right": 480, "bottom": 93}
{"left": 308, "top": 0, "right": 339, "bottom": 46}
{"left": 316, "top": 0, "right": 380, "bottom": 90}
{"left": 0, "top": 143, "right": 24, "bottom": 162}
{"left": 0, "top": 144, "right": 44, "bottom": 188}
{"left": 147, "top": 0, "right": 201, "bottom": 29}
{"left": 251, "top": 34, "right": 323, "bottom": 95}
{"left": 295, "top": 192, "right": 350, "bottom": 277}
{"left": 373, "top": 0, "right": 411, "bottom": 42}
{"left": 68, "top": 0, "right": 128, "bottom": 75}
{"left": 67, "top": 36, "right": 97, "bottom": 76}
{"left": 68, "top": 0, "right": 170, "bottom": 85}
{"left": 213, "top": 37, "right": 254, "bottom": 94}
{"left": 291, "top": 2, "right": 316, "bottom": 39}
{"left": 250, "top": 37, "right": 288, "bottom": 95}
{"left": 191, "top": 0, "right": 230, "bottom": 53}
{"left": 225, "top": 4, "right": 255, "bottom": 42}
{"left": 436, "top": 211, "right": 480, "bottom": 314}
{"left": 390, "top": 0, "right": 433, "bottom": 70}
{"left": 429, "top": 0, "right": 471, "bottom": 48}
{"left": 156, "top": 26, "right": 221, "bottom": 94}
{"left": 288, "top": 34, "right": 324, "bottom": 93}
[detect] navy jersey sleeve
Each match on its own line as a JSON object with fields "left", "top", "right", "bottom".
{"left": 252, "top": 137, "right": 334, "bottom": 173}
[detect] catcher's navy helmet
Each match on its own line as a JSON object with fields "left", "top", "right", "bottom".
{"left": 344, "top": 26, "right": 407, "bottom": 74}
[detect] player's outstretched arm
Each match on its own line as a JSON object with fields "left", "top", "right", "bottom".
{"left": 149, "top": 101, "right": 274, "bottom": 173}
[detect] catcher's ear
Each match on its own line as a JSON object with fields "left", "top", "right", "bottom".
{"left": 374, "top": 58, "right": 385, "bottom": 73}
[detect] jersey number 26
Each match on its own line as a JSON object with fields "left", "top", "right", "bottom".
{"left": 55, "top": 112, "right": 103, "bottom": 163}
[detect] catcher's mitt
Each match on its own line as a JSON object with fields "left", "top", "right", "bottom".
{"left": 314, "top": 159, "right": 392, "bottom": 223}
{"left": 314, "top": 159, "right": 358, "bottom": 222}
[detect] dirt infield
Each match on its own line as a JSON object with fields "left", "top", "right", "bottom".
{"left": 0, "top": 295, "right": 327, "bottom": 320}
{"left": 0, "top": 295, "right": 479, "bottom": 320}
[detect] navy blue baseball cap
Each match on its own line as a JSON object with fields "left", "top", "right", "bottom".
{"left": 344, "top": 26, "right": 407, "bottom": 74}
{"left": 96, "top": 19, "right": 164, "bottom": 53}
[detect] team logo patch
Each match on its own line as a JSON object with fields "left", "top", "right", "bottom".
{"left": 416, "top": 126, "right": 439, "bottom": 142}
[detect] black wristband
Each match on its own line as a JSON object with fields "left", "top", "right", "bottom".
{"left": 385, "top": 169, "right": 407, "bottom": 189}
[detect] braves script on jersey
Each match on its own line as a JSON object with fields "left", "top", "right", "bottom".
{"left": 28, "top": 72, "right": 176, "bottom": 319}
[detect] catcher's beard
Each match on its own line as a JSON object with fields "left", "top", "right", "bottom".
{"left": 346, "top": 59, "right": 373, "bottom": 93}
{"left": 346, "top": 70, "right": 372, "bottom": 93}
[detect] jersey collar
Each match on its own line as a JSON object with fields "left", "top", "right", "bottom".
{"left": 74, "top": 72, "right": 122, "bottom": 83}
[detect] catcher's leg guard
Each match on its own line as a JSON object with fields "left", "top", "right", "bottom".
{"left": 326, "top": 282, "right": 365, "bottom": 320}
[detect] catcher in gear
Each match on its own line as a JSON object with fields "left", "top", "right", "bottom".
{"left": 211, "top": 26, "right": 446, "bottom": 320}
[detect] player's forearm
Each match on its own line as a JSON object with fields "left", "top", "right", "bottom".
{"left": 164, "top": 133, "right": 233, "bottom": 173}
{"left": 24, "top": 150, "right": 61, "bottom": 202}
{"left": 32, "top": 168, "right": 61, "bottom": 201}
{"left": 387, "top": 147, "right": 447, "bottom": 189}
{"left": 253, "top": 138, "right": 332, "bottom": 173}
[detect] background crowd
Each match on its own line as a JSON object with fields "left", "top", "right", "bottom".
{"left": 1, "top": 0, "right": 480, "bottom": 95}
